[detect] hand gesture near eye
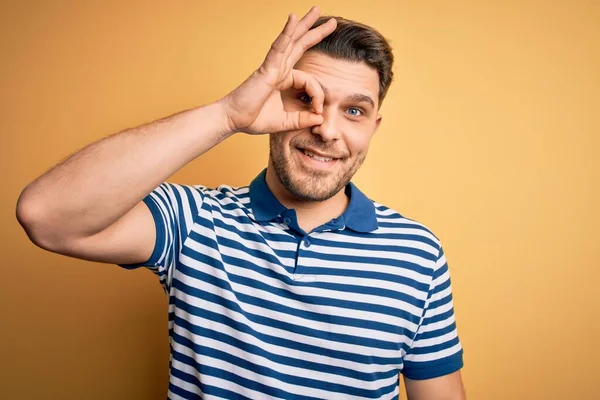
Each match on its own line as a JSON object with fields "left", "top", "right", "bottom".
{"left": 220, "top": 7, "right": 336, "bottom": 135}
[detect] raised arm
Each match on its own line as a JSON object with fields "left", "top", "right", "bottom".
{"left": 15, "top": 7, "right": 335, "bottom": 265}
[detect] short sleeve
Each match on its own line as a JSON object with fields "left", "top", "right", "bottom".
{"left": 119, "top": 182, "right": 206, "bottom": 291}
{"left": 402, "top": 245, "right": 464, "bottom": 380}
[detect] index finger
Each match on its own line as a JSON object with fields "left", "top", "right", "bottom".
{"left": 288, "top": 18, "right": 337, "bottom": 67}
{"left": 263, "top": 13, "right": 299, "bottom": 68}
{"left": 291, "top": 69, "right": 325, "bottom": 114}
{"left": 291, "top": 6, "right": 322, "bottom": 41}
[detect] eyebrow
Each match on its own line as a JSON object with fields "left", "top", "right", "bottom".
{"left": 346, "top": 93, "right": 375, "bottom": 109}
{"left": 319, "top": 85, "right": 376, "bottom": 109}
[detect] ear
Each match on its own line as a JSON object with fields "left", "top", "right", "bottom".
{"left": 373, "top": 113, "right": 383, "bottom": 135}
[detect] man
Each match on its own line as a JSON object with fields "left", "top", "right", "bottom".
{"left": 16, "top": 6, "right": 465, "bottom": 399}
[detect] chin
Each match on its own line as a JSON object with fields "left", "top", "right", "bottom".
{"left": 277, "top": 164, "right": 347, "bottom": 202}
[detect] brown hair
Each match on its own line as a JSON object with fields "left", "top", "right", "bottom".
{"left": 310, "top": 16, "right": 394, "bottom": 106}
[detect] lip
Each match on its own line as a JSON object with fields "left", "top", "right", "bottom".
{"left": 297, "top": 147, "right": 340, "bottom": 160}
{"left": 296, "top": 147, "right": 340, "bottom": 170}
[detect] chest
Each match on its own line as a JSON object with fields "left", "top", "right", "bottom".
{"left": 172, "top": 222, "right": 432, "bottom": 363}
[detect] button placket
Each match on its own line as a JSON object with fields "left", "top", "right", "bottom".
{"left": 294, "top": 234, "right": 315, "bottom": 280}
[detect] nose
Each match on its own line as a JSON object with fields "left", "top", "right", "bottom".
{"left": 310, "top": 108, "right": 340, "bottom": 142}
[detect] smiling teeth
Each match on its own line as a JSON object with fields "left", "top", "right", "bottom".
{"left": 303, "top": 149, "right": 333, "bottom": 162}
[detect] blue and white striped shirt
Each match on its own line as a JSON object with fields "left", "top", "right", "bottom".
{"left": 121, "top": 169, "right": 463, "bottom": 399}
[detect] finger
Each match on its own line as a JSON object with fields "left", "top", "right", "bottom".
{"left": 277, "top": 7, "right": 319, "bottom": 71}
{"left": 291, "top": 6, "right": 321, "bottom": 41}
{"left": 263, "top": 13, "right": 298, "bottom": 68}
{"left": 288, "top": 18, "right": 337, "bottom": 67}
{"left": 283, "top": 111, "right": 324, "bottom": 131}
{"left": 291, "top": 69, "right": 325, "bottom": 114}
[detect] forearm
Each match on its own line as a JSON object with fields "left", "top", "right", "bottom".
{"left": 17, "top": 101, "right": 233, "bottom": 244}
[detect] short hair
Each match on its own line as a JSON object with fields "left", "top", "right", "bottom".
{"left": 309, "top": 16, "right": 394, "bottom": 106}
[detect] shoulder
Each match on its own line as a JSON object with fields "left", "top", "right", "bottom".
{"left": 197, "top": 183, "right": 253, "bottom": 212}
{"left": 151, "top": 182, "right": 252, "bottom": 213}
{"left": 371, "top": 201, "right": 443, "bottom": 264}
{"left": 373, "top": 201, "right": 441, "bottom": 245}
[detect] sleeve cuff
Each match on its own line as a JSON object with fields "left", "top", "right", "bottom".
{"left": 118, "top": 195, "right": 165, "bottom": 269}
{"left": 402, "top": 350, "right": 464, "bottom": 380}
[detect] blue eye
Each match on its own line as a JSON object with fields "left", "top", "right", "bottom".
{"left": 347, "top": 107, "right": 362, "bottom": 117}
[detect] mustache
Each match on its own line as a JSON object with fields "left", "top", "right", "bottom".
{"left": 291, "top": 139, "right": 349, "bottom": 159}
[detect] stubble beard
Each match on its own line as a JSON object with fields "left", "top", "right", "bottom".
{"left": 269, "top": 135, "right": 365, "bottom": 202}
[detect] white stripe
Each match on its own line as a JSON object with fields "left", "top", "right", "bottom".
{"left": 316, "top": 233, "right": 438, "bottom": 254}
{"left": 419, "top": 315, "right": 456, "bottom": 333}
{"left": 412, "top": 330, "right": 459, "bottom": 349}
{"left": 300, "top": 255, "right": 432, "bottom": 285}
{"left": 423, "top": 298, "right": 454, "bottom": 319}
{"left": 303, "top": 243, "right": 436, "bottom": 271}
{"left": 404, "top": 342, "right": 463, "bottom": 363}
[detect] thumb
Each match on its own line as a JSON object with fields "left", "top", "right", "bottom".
{"left": 282, "top": 111, "right": 323, "bottom": 131}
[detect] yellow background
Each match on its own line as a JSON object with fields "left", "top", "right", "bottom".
{"left": 1, "top": 1, "right": 598, "bottom": 399}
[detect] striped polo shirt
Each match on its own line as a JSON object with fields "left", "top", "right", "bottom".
{"left": 121, "top": 169, "right": 463, "bottom": 400}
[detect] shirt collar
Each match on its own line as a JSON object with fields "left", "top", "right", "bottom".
{"left": 249, "top": 169, "right": 378, "bottom": 233}
{"left": 249, "top": 169, "right": 288, "bottom": 223}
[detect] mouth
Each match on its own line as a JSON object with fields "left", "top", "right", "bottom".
{"left": 295, "top": 147, "right": 342, "bottom": 169}
{"left": 301, "top": 148, "right": 335, "bottom": 162}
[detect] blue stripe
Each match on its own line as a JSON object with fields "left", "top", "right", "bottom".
{"left": 406, "top": 336, "right": 461, "bottom": 355}
{"left": 422, "top": 307, "right": 456, "bottom": 326}
{"left": 415, "top": 321, "right": 458, "bottom": 341}
{"left": 402, "top": 351, "right": 464, "bottom": 380}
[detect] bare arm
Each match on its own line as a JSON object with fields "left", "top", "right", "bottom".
{"left": 404, "top": 371, "right": 466, "bottom": 400}
{"left": 16, "top": 7, "right": 335, "bottom": 265}
{"left": 17, "top": 103, "right": 231, "bottom": 249}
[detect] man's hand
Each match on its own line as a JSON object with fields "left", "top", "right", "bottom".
{"left": 220, "top": 6, "right": 337, "bottom": 135}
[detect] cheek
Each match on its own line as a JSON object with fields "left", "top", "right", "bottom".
{"left": 344, "top": 128, "right": 374, "bottom": 156}
{"left": 271, "top": 131, "right": 297, "bottom": 154}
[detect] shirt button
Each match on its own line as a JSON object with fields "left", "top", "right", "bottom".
{"left": 283, "top": 217, "right": 291, "bottom": 225}
{"left": 303, "top": 238, "right": 311, "bottom": 247}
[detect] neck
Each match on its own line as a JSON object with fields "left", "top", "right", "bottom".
{"left": 265, "top": 167, "right": 349, "bottom": 233}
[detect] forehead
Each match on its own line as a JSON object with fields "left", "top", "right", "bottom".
{"left": 295, "top": 51, "right": 380, "bottom": 106}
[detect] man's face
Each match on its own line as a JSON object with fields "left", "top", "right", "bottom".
{"left": 269, "top": 51, "right": 382, "bottom": 202}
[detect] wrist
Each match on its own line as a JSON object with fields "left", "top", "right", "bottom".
{"left": 214, "top": 98, "right": 239, "bottom": 139}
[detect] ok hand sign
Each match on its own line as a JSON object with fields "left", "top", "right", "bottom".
{"left": 220, "top": 7, "right": 337, "bottom": 135}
